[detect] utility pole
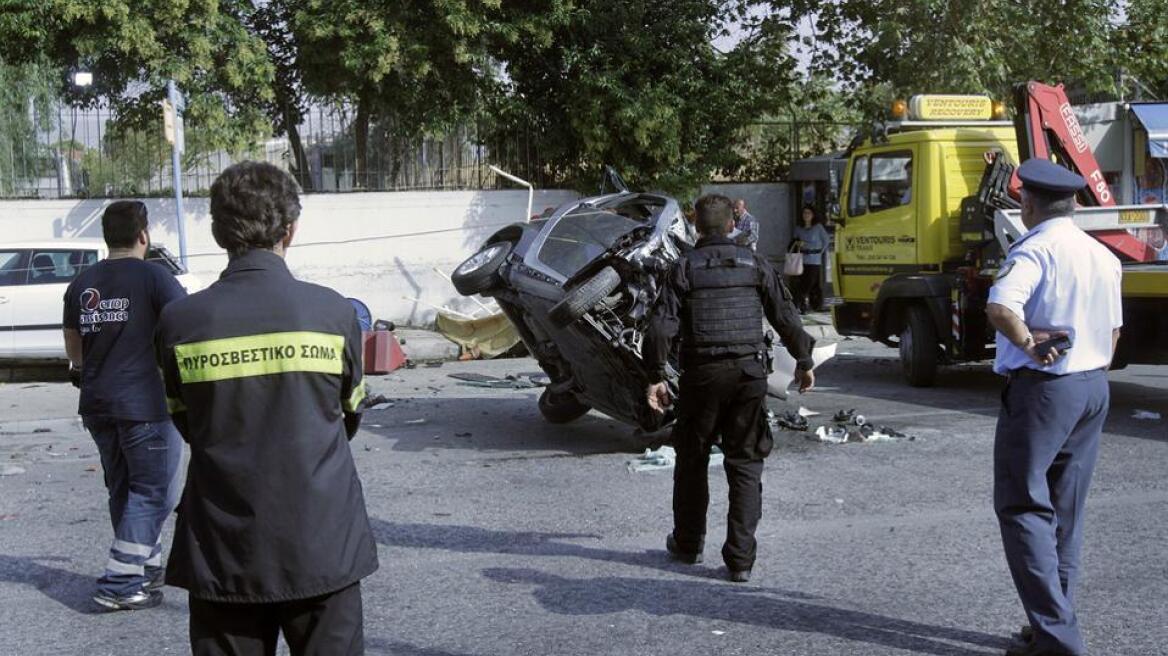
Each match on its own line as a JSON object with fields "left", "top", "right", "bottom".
{"left": 163, "top": 80, "right": 188, "bottom": 267}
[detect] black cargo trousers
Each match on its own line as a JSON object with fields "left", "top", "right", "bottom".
{"left": 671, "top": 354, "right": 773, "bottom": 571}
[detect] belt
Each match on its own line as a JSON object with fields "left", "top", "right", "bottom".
{"left": 1007, "top": 367, "right": 1105, "bottom": 381}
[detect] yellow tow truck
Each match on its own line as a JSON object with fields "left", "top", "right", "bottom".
{"left": 831, "top": 88, "right": 1168, "bottom": 385}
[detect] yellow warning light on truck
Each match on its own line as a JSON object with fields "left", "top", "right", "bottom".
{"left": 908, "top": 95, "right": 994, "bottom": 121}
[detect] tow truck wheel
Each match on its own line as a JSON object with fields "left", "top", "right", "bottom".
{"left": 900, "top": 305, "right": 939, "bottom": 387}
{"left": 538, "top": 388, "right": 591, "bottom": 423}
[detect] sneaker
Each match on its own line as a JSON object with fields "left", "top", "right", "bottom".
{"left": 93, "top": 589, "right": 163, "bottom": 611}
{"left": 666, "top": 534, "right": 703, "bottom": 564}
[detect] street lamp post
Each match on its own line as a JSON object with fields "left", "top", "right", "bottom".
{"left": 164, "top": 80, "right": 188, "bottom": 268}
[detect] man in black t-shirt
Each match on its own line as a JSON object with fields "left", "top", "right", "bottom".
{"left": 63, "top": 200, "right": 188, "bottom": 611}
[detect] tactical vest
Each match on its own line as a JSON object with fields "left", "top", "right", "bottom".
{"left": 681, "top": 243, "right": 765, "bottom": 357}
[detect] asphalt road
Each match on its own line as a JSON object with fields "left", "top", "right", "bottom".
{"left": 1, "top": 340, "right": 1165, "bottom": 655}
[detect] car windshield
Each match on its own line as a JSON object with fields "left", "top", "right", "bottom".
{"left": 538, "top": 201, "right": 657, "bottom": 279}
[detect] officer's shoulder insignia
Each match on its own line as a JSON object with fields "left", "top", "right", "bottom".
{"left": 995, "top": 260, "right": 1015, "bottom": 280}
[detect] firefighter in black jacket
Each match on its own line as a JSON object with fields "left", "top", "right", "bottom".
{"left": 645, "top": 193, "right": 816, "bottom": 583}
{"left": 157, "top": 162, "right": 377, "bottom": 655}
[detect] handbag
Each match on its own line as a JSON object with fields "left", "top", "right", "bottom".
{"left": 783, "top": 243, "right": 804, "bottom": 276}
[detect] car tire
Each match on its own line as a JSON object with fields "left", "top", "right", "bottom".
{"left": 538, "top": 388, "right": 591, "bottom": 424}
{"left": 548, "top": 266, "right": 621, "bottom": 328}
{"left": 452, "top": 242, "right": 513, "bottom": 296}
{"left": 900, "top": 304, "right": 939, "bottom": 387}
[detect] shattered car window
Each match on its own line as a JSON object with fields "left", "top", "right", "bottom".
{"left": 538, "top": 206, "right": 652, "bottom": 279}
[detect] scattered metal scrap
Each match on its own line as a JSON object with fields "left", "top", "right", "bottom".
{"left": 447, "top": 372, "right": 549, "bottom": 389}
{"left": 771, "top": 406, "right": 915, "bottom": 444}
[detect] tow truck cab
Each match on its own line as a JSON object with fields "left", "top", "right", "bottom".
{"left": 832, "top": 96, "right": 1018, "bottom": 384}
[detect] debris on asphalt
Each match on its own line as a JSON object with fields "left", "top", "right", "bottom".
{"left": 455, "top": 432, "right": 472, "bottom": 437}
{"left": 811, "top": 424, "right": 915, "bottom": 444}
{"left": 797, "top": 406, "right": 820, "bottom": 417}
{"left": 405, "top": 418, "right": 428, "bottom": 425}
{"left": 831, "top": 409, "right": 866, "bottom": 426}
{"left": 447, "top": 372, "right": 545, "bottom": 389}
{"left": 1132, "top": 410, "right": 1161, "bottom": 420}
{"left": 32, "top": 427, "right": 51, "bottom": 433}
{"left": 813, "top": 426, "right": 848, "bottom": 444}
{"left": 627, "top": 445, "right": 723, "bottom": 473}
{"left": 1, "top": 465, "right": 26, "bottom": 476}
{"left": 363, "top": 392, "right": 395, "bottom": 411}
{"left": 85, "top": 465, "right": 97, "bottom": 472}
{"left": 770, "top": 410, "right": 809, "bottom": 432}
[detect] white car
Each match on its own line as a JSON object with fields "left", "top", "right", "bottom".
{"left": 0, "top": 239, "right": 202, "bottom": 362}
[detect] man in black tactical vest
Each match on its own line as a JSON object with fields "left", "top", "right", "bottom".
{"left": 645, "top": 193, "right": 816, "bottom": 583}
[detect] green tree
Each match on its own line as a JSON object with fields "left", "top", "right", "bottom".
{"left": 1118, "top": 0, "right": 1168, "bottom": 98}
{"left": 0, "top": 58, "right": 57, "bottom": 196}
{"left": 1, "top": 0, "right": 276, "bottom": 156}
{"left": 492, "top": 0, "right": 799, "bottom": 193}
{"left": 789, "top": 0, "right": 1122, "bottom": 115}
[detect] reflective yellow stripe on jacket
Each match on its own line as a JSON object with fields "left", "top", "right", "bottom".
{"left": 174, "top": 332, "right": 345, "bottom": 384}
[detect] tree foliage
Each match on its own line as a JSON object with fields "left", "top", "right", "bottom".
{"left": 1, "top": 0, "right": 276, "bottom": 155}
{"left": 492, "top": 0, "right": 800, "bottom": 193}
{"left": 789, "top": 0, "right": 1123, "bottom": 115}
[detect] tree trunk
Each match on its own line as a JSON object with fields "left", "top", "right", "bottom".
{"left": 354, "top": 97, "right": 370, "bottom": 189}
{"left": 286, "top": 114, "right": 312, "bottom": 192}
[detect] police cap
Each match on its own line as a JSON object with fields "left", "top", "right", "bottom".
{"left": 1017, "top": 159, "right": 1086, "bottom": 196}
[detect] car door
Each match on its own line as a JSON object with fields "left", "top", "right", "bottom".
{"left": 10, "top": 249, "right": 99, "bottom": 358}
{"left": 835, "top": 148, "right": 918, "bottom": 302}
{"left": 0, "top": 249, "right": 29, "bottom": 357}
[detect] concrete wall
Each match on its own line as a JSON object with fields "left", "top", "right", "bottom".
{"left": 700, "top": 183, "right": 793, "bottom": 264}
{"left": 0, "top": 190, "right": 579, "bottom": 326}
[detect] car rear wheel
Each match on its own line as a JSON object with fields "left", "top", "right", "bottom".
{"left": 548, "top": 266, "right": 621, "bottom": 328}
{"left": 452, "top": 242, "right": 512, "bottom": 296}
{"left": 538, "top": 388, "right": 591, "bottom": 424}
{"left": 900, "top": 304, "right": 939, "bottom": 387}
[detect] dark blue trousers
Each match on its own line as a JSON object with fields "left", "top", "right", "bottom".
{"left": 994, "top": 369, "right": 1109, "bottom": 656}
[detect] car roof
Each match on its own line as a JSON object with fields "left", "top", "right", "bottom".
{"left": 1, "top": 239, "right": 107, "bottom": 251}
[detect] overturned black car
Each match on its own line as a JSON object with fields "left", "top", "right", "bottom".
{"left": 452, "top": 185, "right": 694, "bottom": 431}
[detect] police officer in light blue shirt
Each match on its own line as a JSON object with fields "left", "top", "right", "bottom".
{"left": 985, "top": 159, "right": 1123, "bottom": 656}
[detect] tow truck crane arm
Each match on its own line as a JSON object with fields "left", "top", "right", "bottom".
{"left": 981, "top": 81, "right": 1154, "bottom": 261}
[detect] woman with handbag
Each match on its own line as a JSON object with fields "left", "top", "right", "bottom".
{"left": 790, "top": 205, "right": 829, "bottom": 313}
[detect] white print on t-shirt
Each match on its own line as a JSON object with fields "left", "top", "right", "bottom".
{"left": 77, "top": 288, "right": 131, "bottom": 335}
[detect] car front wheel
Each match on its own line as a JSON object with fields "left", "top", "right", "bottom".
{"left": 452, "top": 242, "right": 512, "bottom": 296}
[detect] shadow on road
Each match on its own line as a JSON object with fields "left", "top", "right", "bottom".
{"left": 359, "top": 395, "right": 647, "bottom": 455}
{"left": 369, "top": 518, "right": 741, "bottom": 583}
{"left": 366, "top": 638, "right": 484, "bottom": 656}
{"left": 482, "top": 567, "right": 1006, "bottom": 656}
{"left": 0, "top": 555, "right": 104, "bottom": 614}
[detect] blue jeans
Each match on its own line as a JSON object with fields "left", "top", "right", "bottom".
{"left": 83, "top": 417, "right": 182, "bottom": 596}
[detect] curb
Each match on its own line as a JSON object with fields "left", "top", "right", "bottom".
{"left": 395, "top": 329, "right": 461, "bottom": 362}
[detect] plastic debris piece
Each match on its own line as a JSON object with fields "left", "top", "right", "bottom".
{"left": 627, "top": 445, "right": 723, "bottom": 473}
{"left": 797, "top": 406, "right": 820, "bottom": 417}
{"left": 813, "top": 426, "right": 848, "bottom": 444}
{"left": 1132, "top": 410, "right": 1161, "bottom": 420}
{"left": 627, "top": 446, "right": 676, "bottom": 473}
{"left": 405, "top": 418, "right": 427, "bottom": 425}
{"left": 369, "top": 402, "right": 394, "bottom": 411}
{"left": 711, "top": 631, "right": 726, "bottom": 636}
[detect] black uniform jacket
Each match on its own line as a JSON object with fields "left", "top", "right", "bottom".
{"left": 645, "top": 236, "right": 815, "bottom": 381}
{"left": 156, "top": 250, "right": 378, "bottom": 602}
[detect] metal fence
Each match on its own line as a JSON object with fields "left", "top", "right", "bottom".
{"left": 0, "top": 102, "right": 552, "bottom": 199}
{"left": 0, "top": 100, "right": 854, "bottom": 199}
